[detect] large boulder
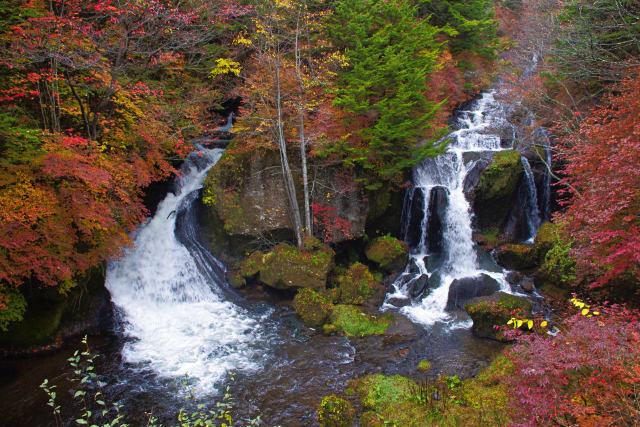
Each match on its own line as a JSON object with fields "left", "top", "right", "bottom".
{"left": 534, "top": 221, "right": 556, "bottom": 261}
{"left": 426, "top": 186, "right": 449, "bottom": 253}
{"left": 365, "top": 235, "right": 408, "bottom": 273}
{"left": 234, "top": 241, "right": 334, "bottom": 291}
{"left": 337, "top": 262, "right": 385, "bottom": 307}
{"left": 471, "top": 150, "right": 523, "bottom": 233}
{"left": 464, "top": 291, "right": 532, "bottom": 341}
{"left": 494, "top": 243, "right": 538, "bottom": 270}
{"left": 446, "top": 273, "right": 500, "bottom": 311}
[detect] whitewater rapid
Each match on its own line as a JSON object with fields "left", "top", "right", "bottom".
{"left": 105, "top": 147, "right": 270, "bottom": 394}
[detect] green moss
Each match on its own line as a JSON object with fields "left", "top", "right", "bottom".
{"left": 349, "top": 356, "right": 512, "bottom": 426}
{"left": 495, "top": 243, "right": 538, "bottom": 270}
{"left": 338, "top": 262, "right": 379, "bottom": 305}
{"left": 329, "top": 305, "right": 391, "bottom": 337}
{"left": 476, "top": 150, "right": 522, "bottom": 200}
{"left": 365, "top": 235, "right": 408, "bottom": 272}
{"left": 534, "top": 221, "right": 556, "bottom": 261}
{"left": 293, "top": 288, "right": 334, "bottom": 327}
{"left": 317, "top": 395, "right": 355, "bottom": 427}
{"left": 0, "top": 287, "right": 27, "bottom": 332}
{"left": 417, "top": 360, "right": 432, "bottom": 373}
{"left": 0, "top": 297, "right": 65, "bottom": 347}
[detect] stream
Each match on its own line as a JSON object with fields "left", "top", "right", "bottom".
{"left": 0, "top": 75, "right": 548, "bottom": 427}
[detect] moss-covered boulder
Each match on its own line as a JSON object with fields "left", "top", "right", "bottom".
{"left": 473, "top": 150, "right": 523, "bottom": 231}
{"left": 494, "top": 243, "right": 538, "bottom": 270}
{"left": 365, "top": 235, "right": 408, "bottom": 272}
{"left": 534, "top": 221, "right": 556, "bottom": 261}
{"left": 464, "top": 291, "right": 532, "bottom": 341}
{"left": 337, "top": 262, "right": 384, "bottom": 306}
{"left": 234, "top": 242, "right": 334, "bottom": 291}
{"left": 417, "top": 360, "right": 432, "bottom": 373}
{"left": 293, "top": 288, "right": 334, "bottom": 328}
{"left": 317, "top": 395, "right": 355, "bottom": 427}
{"left": 329, "top": 305, "right": 391, "bottom": 337}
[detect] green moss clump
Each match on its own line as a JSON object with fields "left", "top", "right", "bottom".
{"left": 534, "top": 221, "right": 556, "bottom": 259}
{"left": 495, "top": 244, "right": 538, "bottom": 270}
{"left": 338, "top": 262, "right": 379, "bottom": 305}
{"left": 464, "top": 292, "right": 532, "bottom": 341}
{"left": 0, "top": 287, "right": 27, "bottom": 332}
{"left": 476, "top": 150, "right": 522, "bottom": 200}
{"left": 293, "top": 289, "right": 334, "bottom": 328}
{"left": 329, "top": 305, "right": 391, "bottom": 337}
{"left": 365, "top": 235, "right": 408, "bottom": 272}
{"left": 317, "top": 395, "right": 355, "bottom": 427}
{"left": 417, "top": 360, "right": 432, "bottom": 373}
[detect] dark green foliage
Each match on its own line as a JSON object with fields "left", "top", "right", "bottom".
{"left": 327, "top": 0, "right": 450, "bottom": 187}
{"left": 420, "top": 0, "right": 499, "bottom": 56}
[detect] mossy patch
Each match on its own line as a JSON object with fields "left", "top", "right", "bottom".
{"left": 348, "top": 355, "right": 512, "bottom": 426}
{"left": 329, "top": 305, "right": 391, "bottom": 337}
{"left": 495, "top": 243, "right": 538, "bottom": 270}
{"left": 534, "top": 221, "right": 556, "bottom": 260}
{"left": 365, "top": 235, "right": 408, "bottom": 272}
{"left": 417, "top": 360, "right": 432, "bottom": 373}
{"left": 337, "top": 262, "right": 380, "bottom": 305}
{"left": 317, "top": 395, "right": 355, "bottom": 427}
{"left": 293, "top": 288, "right": 334, "bottom": 328}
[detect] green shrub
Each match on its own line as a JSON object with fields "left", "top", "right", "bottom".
{"left": 317, "top": 395, "right": 355, "bottom": 427}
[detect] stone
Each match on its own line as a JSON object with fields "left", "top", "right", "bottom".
{"left": 409, "top": 274, "right": 429, "bottom": 299}
{"left": 446, "top": 273, "right": 500, "bottom": 311}
{"left": 293, "top": 288, "right": 334, "bottom": 328}
{"left": 427, "top": 271, "right": 442, "bottom": 290}
{"left": 472, "top": 150, "right": 524, "bottom": 232}
{"left": 317, "top": 395, "right": 355, "bottom": 427}
{"left": 426, "top": 186, "right": 449, "bottom": 253}
{"left": 520, "top": 276, "right": 535, "bottom": 293}
{"left": 365, "top": 235, "right": 408, "bottom": 273}
{"left": 464, "top": 291, "right": 532, "bottom": 341}
{"left": 494, "top": 243, "right": 538, "bottom": 270}
{"left": 505, "top": 271, "right": 523, "bottom": 285}
{"left": 338, "top": 262, "right": 385, "bottom": 306}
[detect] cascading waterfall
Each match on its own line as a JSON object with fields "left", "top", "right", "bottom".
{"left": 386, "top": 91, "right": 513, "bottom": 326}
{"left": 105, "top": 147, "right": 271, "bottom": 394}
{"left": 521, "top": 156, "right": 542, "bottom": 241}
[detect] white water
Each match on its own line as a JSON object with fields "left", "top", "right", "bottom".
{"left": 521, "top": 157, "right": 542, "bottom": 242}
{"left": 386, "top": 91, "right": 512, "bottom": 326}
{"left": 105, "top": 147, "right": 269, "bottom": 394}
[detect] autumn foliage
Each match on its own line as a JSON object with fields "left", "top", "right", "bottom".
{"left": 554, "top": 70, "right": 640, "bottom": 296}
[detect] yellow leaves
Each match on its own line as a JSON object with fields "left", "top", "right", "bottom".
{"left": 570, "top": 297, "right": 600, "bottom": 317}
{"left": 209, "top": 58, "right": 242, "bottom": 79}
{"left": 540, "top": 321, "right": 548, "bottom": 328}
{"left": 582, "top": 308, "right": 590, "bottom": 316}
{"left": 233, "top": 32, "right": 253, "bottom": 47}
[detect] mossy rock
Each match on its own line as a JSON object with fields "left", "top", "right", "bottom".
{"left": 293, "top": 288, "right": 334, "bottom": 328}
{"left": 534, "top": 221, "right": 556, "bottom": 261}
{"left": 317, "top": 395, "right": 355, "bottom": 427}
{"left": 417, "top": 360, "right": 432, "bottom": 373}
{"left": 235, "top": 243, "right": 335, "bottom": 291}
{"left": 473, "top": 150, "right": 523, "bottom": 230}
{"left": 464, "top": 291, "right": 532, "bottom": 341}
{"left": 365, "top": 235, "right": 408, "bottom": 272}
{"left": 337, "top": 262, "right": 383, "bottom": 306}
{"left": 494, "top": 244, "right": 538, "bottom": 270}
{"left": 329, "top": 305, "right": 391, "bottom": 337}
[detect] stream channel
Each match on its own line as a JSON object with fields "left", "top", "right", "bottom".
{"left": 0, "top": 76, "right": 548, "bottom": 426}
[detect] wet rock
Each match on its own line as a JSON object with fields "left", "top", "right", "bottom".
{"left": 472, "top": 150, "right": 524, "bottom": 232}
{"left": 505, "top": 271, "right": 523, "bottom": 285}
{"left": 426, "top": 186, "right": 449, "bottom": 253}
{"left": 476, "top": 247, "right": 502, "bottom": 273}
{"left": 494, "top": 244, "right": 538, "bottom": 270}
{"left": 407, "top": 258, "right": 421, "bottom": 274}
{"left": 423, "top": 253, "right": 445, "bottom": 272}
{"left": 520, "top": 276, "right": 535, "bottom": 293}
{"left": 464, "top": 291, "right": 532, "bottom": 341}
{"left": 409, "top": 274, "right": 429, "bottom": 299}
{"left": 403, "top": 188, "right": 425, "bottom": 249}
{"left": 427, "top": 271, "right": 442, "bottom": 290}
{"left": 446, "top": 274, "right": 500, "bottom": 311}
{"left": 462, "top": 152, "right": 493, "bottom": 200}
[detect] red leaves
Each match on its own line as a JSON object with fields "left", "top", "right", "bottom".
{"left": 554, "top": 70, "right": 640, "bottom": 292}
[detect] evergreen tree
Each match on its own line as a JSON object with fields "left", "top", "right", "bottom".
{"left": 327, "top": 0, "right": 450, "bottom": 188}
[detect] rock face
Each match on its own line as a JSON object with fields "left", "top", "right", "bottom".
{"left": 426, "top": 186, "right": 449, "bottom": 253}
{"left": 446, "top": 273, "right": 500, "bottom": 311}
{"left": 202, "top": 143, "right": 369, "bottom": 251}
{"left": 464, "top": 291, "right": 532, "bottom": 341}
{"left": 471, "top": 150, "right": 523, "bottom": 234}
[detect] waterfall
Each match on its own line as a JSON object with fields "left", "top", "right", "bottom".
{"left": 105, "top": 147, "right": 270, "bottom": 394}
{"left": 521, "top": 157, "right": 542, "bottom": 241}
{"left": 385, "top": 91, "right": 510, "bottom": 326}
